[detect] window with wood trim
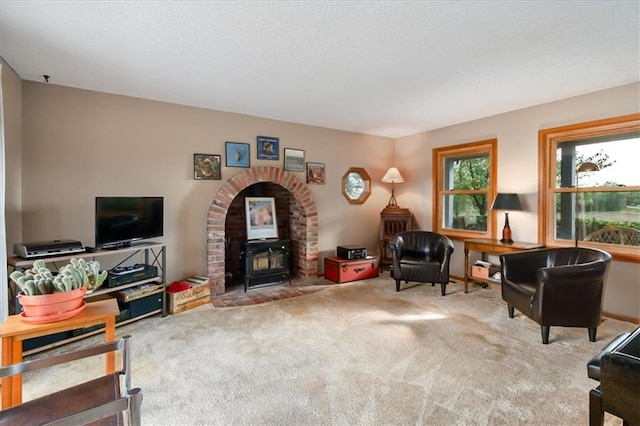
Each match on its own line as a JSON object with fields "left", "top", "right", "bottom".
{"left": 538, "top": 114, "right": 640, "bottom": 262}
{"left": 433, "top": 139, "right": 497, "bottom": 240}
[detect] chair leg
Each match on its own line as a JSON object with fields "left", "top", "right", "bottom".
{"left": 589, "top": 387, "right": 604, "bottom": 426}
{"left": 589, "top": 327, "right": 597, "bottom": 342}
{"left": 508, "top": 305, "right": 514, "bottom": 318}
{"left": 395, "top": 280, "right": 401, "bottom": 292}
{"left": 440, "top": 283, "right": 446, "bottom": 296}
{"left": 129, "top": 388, "right": 143, "bottom": 426}
{"left": 541, "top": 325, "right": 550, "bottom": 344}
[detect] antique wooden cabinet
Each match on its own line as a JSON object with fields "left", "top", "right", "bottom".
{"left": 379, "top": 207, "right": 412, "bottom": 267}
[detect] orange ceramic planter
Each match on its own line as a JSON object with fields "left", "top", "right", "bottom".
{"left": 18, "top": 286, "right": 87, "bottom": 317}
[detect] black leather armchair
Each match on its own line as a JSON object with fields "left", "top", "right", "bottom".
{"left": 587, "top": 327, "right": 640, "bottom": 426}
{"left": 389, "top": 231, "right": 454, "bottom": 296}
{"left": 500, "top": 247, "right": 611, "bottom": 344}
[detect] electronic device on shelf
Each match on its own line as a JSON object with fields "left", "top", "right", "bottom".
{"left": 336, "top": 245, "right": 367, "bottom": 260}
{"left": 13, "top": 239, "right": 85, "bottom": 259}
{"left": 110, "top": 264, "right": 146, "bottom": 276}
{"left": 95, "top": 196, "right": 164, "bottom": 249}
{"left": 106, "top": 264, "right": 158, "bottom": 288}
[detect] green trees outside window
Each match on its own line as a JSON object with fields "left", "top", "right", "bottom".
{"left": 540, "top": 114, "right": 640, "bottom": 261}
{"left": 444, "top": 155, "right": 489, "bottom": 231}
{"left": 433, "top": 139, "right": 497, "bottom": 240}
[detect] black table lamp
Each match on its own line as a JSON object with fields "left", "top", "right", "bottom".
{"left": 491, "top": 193, "right": 522, "bottom": 244}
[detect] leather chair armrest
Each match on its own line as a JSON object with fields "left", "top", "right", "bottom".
{"left": 389, "top": 243, "right": 400, "bottom": 274}
{"left": 587, "top": 332, "right": 631, "bottom": 381}
{"left": 439, "top": 245, "right": 454, "bottom": 274}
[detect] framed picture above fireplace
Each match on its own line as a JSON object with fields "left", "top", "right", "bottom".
{"left": 245, "top": 197, "right": 279, "bottom": 240}
{"left": 257, "top": 136, "right": 279, "bottom": 160}
{"left": 225, "top": 142, "right": 250, "bottom": 168}
{"left": 284, "top": 148, "right": 305, "bottom": 172}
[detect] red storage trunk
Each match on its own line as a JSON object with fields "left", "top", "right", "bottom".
{"left": 324, "top": 256, "right": 379, "bottom": 284}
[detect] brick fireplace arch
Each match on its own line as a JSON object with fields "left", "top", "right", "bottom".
{"left": 207, "top": 166, "right": 318, "bottom": 295}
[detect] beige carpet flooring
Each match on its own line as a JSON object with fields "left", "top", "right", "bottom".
{"left": 22, "top": 276, "right": 635, "bottom": 425}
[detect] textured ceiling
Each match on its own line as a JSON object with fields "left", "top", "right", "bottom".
{"left": 1, "top": 1, "right": 638, "bottom": 138}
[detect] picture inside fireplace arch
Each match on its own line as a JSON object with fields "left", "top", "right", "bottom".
{"left": 245, "top": 197, "right": 279, "bottom": 240}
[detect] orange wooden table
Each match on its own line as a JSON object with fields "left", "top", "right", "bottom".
{"left": 0, "top": 298, "right": 119, "bottom": 408}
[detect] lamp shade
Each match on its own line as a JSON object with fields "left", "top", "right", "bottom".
{"left": 491, "top": 193, "right": 521, "bottom": 211}
{"left": 381, "top": 167, "right": 404, "bottom": 184}
{"left": 577, "top": 162, "right": 600, "bottom": 173}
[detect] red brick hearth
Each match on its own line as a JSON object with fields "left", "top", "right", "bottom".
{"left": 207, "top": 167, "right": 319, "bottom": 295}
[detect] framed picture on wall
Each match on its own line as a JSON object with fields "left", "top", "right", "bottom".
{"left": 225, "top": 142, "right": 250, "bottom": 168}
{"left": 257, "top": 136, "right": 279, "bottom": 160}
{"left": 284, "top": 148, "right": 305, "bottom": 172}
{"left": 193, "top": 153, "right": 221, "bottom": 180}
{"left": 306, "top": 162, "right": 325, "bottom": 184}
{"left": 245, "top": 197, "right": 278, "bottom": 240}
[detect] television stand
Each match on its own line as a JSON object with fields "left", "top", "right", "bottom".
{"left": 6, "top": 242, "right": 167, "bottom": 355}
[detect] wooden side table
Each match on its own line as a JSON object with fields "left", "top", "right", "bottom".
{"left": 1, "top": 298, "right": 120, "bottom": 408}
{"left": 379, "top": 207, "right": 412, "bottom": 268}
{"left": 464, "top": 238, "right": 543, "bottom": 293}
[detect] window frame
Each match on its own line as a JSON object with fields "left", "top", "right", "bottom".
{"left": 432, "top": 139, "right": 497, "bottom": 240}
{"left": 538, "top": 113, "right": 640, "bottom": 262}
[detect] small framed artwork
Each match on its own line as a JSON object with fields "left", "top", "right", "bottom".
{"left": 245, "top": 197, "right": 279, "bottom": 240}
{"left": 257, "top": 136, "right": 279, "bottom": 160}
{"left": 194, "top": 153, "right": 221, "bottom": 180}
{"left": 225, "top": 142, "right": 250, "bottom": 168}
{"left": 306, "top": 162, "right": 325, "bottom": 184}
{"left": 284, "top": 148, "right": 305, "bottom": 172}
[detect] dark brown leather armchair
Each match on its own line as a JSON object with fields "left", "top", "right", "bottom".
{"left": 500, "top": 247, "right": 611, "bottom": 344}
{"left": 587, "top": 326, "right": 640, "bottom": 426}
{"left": 389, "top": 231, "right": 454, "bottom": 296}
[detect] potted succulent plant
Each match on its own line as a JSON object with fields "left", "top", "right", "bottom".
{"left": 10, "top": 258, "right": 108, "bottom": 321}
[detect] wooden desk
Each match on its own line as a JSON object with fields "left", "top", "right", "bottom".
{"left": 1, "top": 298, "right": 119, "bottom": 408}
{"left": 464, "top": 239, "right": 543, "bottom": 293}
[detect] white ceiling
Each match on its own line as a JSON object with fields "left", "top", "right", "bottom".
{"left": 1, "top": 1, "right": 638, "bottom": 138}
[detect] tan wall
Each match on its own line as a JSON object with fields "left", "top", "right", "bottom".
{"left": 1, "top": 58, "right": 22, "bottom": 254}
{"left": 18, "top": 82, "right": 393, "bottom": 282}
{"left": 6, "top": 75, "right": 639, "bottom": 320}
{"left": 395, "top": 82, "right": 640, "bottom": 321}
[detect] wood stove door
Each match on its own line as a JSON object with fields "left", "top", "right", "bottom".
{"left": 241, "top": 240, "right": 290, "bottom": 291}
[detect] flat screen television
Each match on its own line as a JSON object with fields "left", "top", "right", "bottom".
{"left": 95, "top": 196, "right": 164, "bottom": 248}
